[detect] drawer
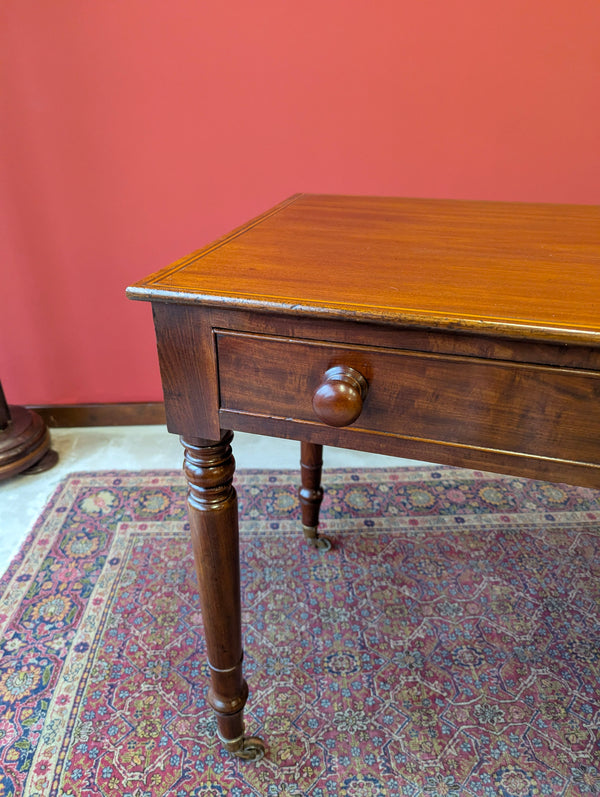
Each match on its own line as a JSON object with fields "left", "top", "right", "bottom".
{"left": 215, "top": 330, "right": 600, "bottom": 465}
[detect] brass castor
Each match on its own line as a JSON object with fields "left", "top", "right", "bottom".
{"left": 220, "top": 731, "right": 266, "bottom": 761}
{"left": 302, "top": 524, "right": 332, "bottom": 551}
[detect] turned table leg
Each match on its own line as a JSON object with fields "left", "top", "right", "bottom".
{"left": 181, "top": 431, "right": 265, "bottom": 761}
{"left": 299, "top": 441, "right": 331, "bottom": 550}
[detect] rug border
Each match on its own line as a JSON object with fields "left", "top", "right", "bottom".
{"left": 1, "top": 465, "right": 459, "bottom": 591}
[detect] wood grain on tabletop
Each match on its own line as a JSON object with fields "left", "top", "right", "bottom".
{"left": 128, "top": 194, "right": 600, "bottom": 339}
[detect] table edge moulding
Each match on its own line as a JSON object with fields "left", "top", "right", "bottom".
{"left": 127, "top": 193, "right": 600, "bottom": 761}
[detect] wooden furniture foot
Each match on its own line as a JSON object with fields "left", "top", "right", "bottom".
{"left": 0, "top": 381, "right": 58, "bottom": 481}
{"left": 182, "top": 431, "right": 265, "bottom": 761}
{"left": 299, "top": 441, "right": 331, "bottom": 550}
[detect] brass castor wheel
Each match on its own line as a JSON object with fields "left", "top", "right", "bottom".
{"left": 221, "top": 732, "right": 266, "bottom": 761}
{"left": 232, "top": 736, "right": 266, "bottom": 761}
{"left": 302, "top": 525, "right": 332, "bottom": 552}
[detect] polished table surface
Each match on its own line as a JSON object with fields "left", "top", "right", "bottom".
{"left": 128, "top": 194, "right": 600, "bottom": 759}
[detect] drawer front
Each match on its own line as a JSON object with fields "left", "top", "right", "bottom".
{"left": 216, "top": 330, "right": 600, "bottom": 464}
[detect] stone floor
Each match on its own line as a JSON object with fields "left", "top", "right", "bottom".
{"left": 0, "top": 425, "right": 425, "bottom": 576}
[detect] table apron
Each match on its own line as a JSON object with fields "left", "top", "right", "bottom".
{"left": 216, "top": 330, "right": 600, "bottom": 479}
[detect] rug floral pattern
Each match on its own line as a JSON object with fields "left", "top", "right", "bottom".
{"left": 0, "top": 467, "right": 599, "bottom": 796}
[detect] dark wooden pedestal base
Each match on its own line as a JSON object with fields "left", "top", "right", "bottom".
{"left": 0, "top": 405, "right": 59, "bottom": 481}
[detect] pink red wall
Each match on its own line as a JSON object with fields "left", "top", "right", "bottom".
{"left": 2, "top": 0, "right": 599, "bottom": 406}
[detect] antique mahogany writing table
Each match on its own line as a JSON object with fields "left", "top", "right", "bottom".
{"left": 127, "top": 194, "right": 600, "bottom": 760}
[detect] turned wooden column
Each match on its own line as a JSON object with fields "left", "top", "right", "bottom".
{"left": 299, "top": 441, "right": 330, "bottom": 550}
{"left": 0, "top": 380, "right": 58, "bottom": 481}
{"left": 0, "top": 383, "right": 9, "bottom": 430}
{"left": 181, "top": 431, "right": 264, "bottom": 761}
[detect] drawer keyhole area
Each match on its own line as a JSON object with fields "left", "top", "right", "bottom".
{"left": 312, "top": 365, "right": 369, "bottom": 427}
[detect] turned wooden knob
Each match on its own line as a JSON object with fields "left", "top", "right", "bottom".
{"left": 312, "top": 365, "right": 369, "bottom": 427}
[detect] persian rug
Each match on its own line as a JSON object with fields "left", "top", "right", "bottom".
{"left": 1, "top": 467, "right": 600, "bottom": 797}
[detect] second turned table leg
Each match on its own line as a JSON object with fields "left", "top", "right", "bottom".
{"left": 299, "top": 441, "right": 331, "bottom": 550}
{"left": 181, "top": 431, "right": 265, "bottom": 761}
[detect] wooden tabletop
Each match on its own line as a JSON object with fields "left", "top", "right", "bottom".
{"left": 127, "top": 194, "right": 600, "bottom": 344}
